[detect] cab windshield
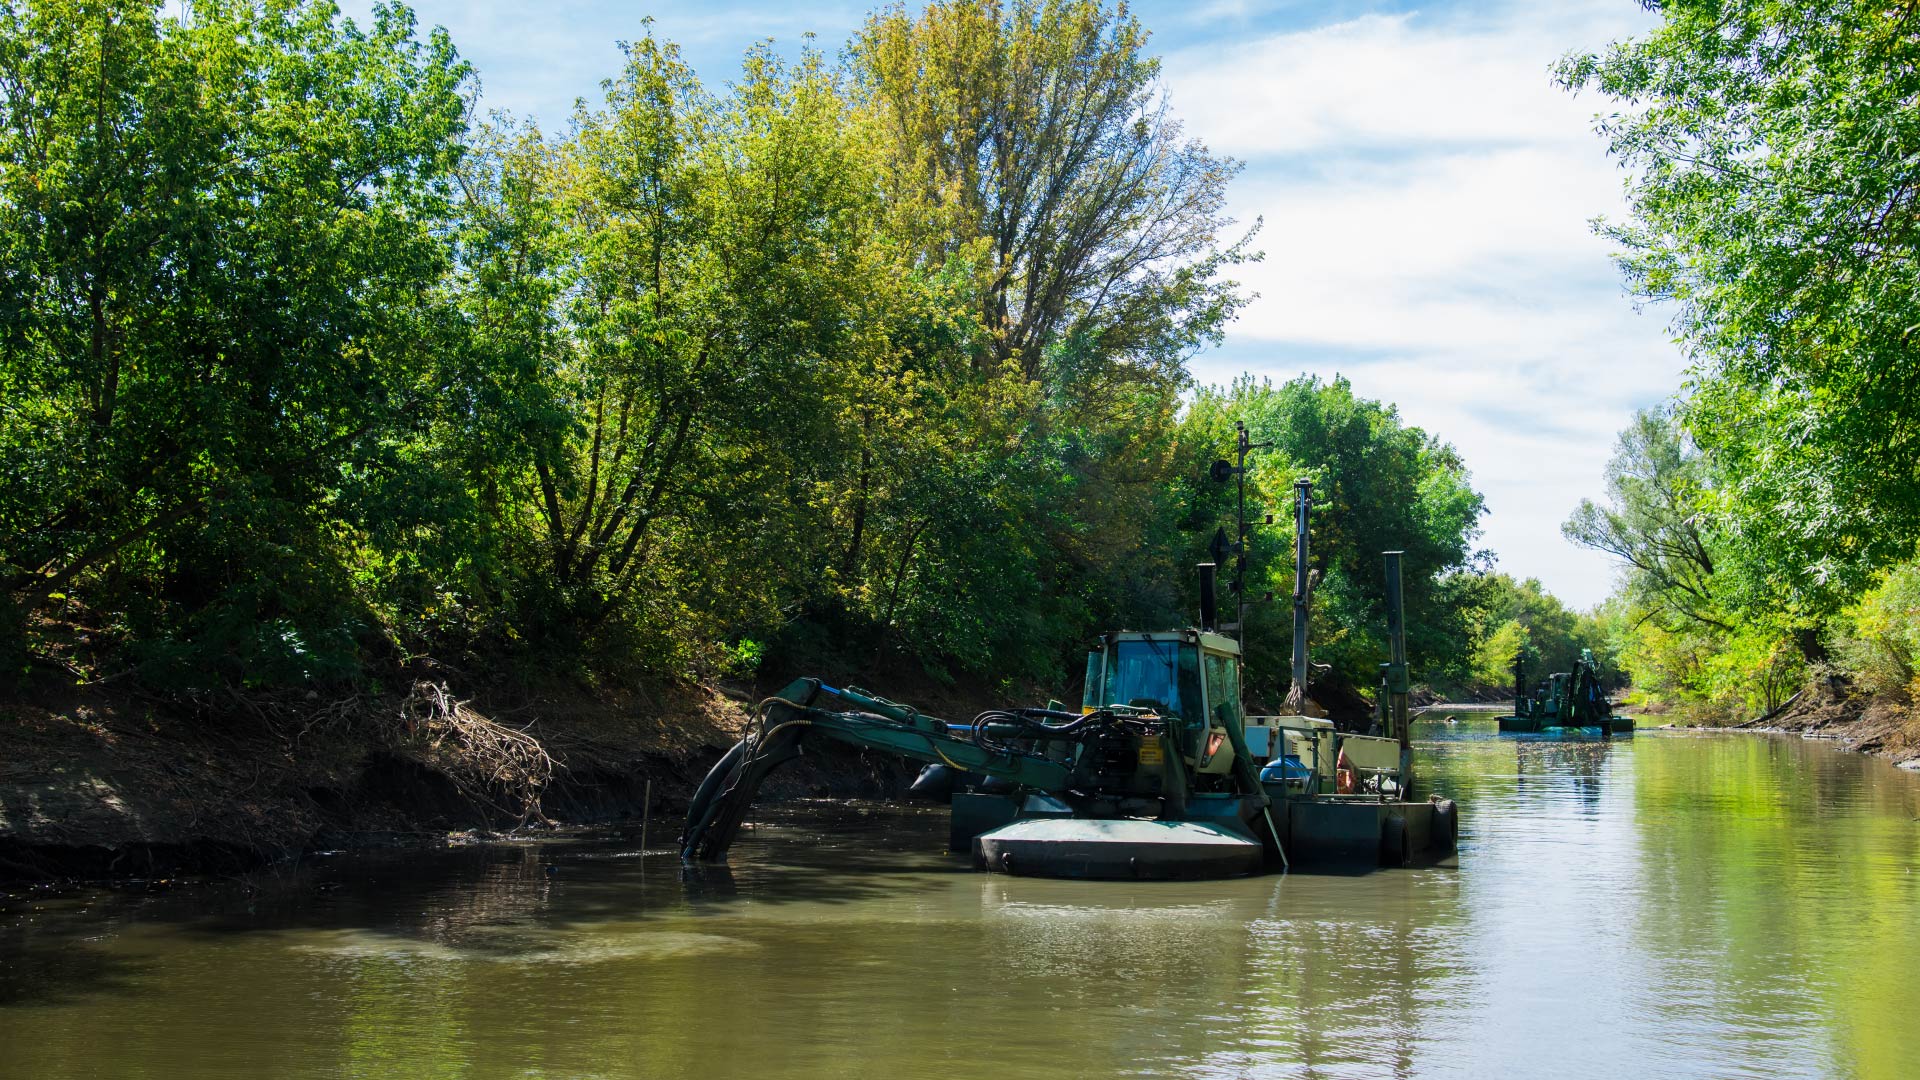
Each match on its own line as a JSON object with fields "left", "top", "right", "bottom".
{"left": 1099, "top": 638, "right": 1198, "bottom": 719}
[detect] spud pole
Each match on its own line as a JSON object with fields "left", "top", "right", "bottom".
{"left": 1383, "top": 551, "right": 1412, "bottom": 787}
{"left": 1291, "top": 479, "right": 1312, "bottom": 700}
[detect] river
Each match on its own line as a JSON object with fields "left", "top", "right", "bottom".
{"left": 3, "top": 724, "right": 1917, "bottom": 1079}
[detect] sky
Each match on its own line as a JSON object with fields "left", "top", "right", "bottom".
{"left": 338, "top": 0, "right": 1681, "bottom": 610}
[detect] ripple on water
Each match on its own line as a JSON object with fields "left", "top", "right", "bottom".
{"left": 284, "top": 925, "right": 757, "bottom": 965}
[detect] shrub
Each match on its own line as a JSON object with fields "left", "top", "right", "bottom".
{"left": 1840, "top": 560, "right": 1920, "bottom": 701}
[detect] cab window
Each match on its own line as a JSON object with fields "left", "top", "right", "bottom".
{"left": 1081, "top": 650, "right": 1104, "bottom": 712}
{"left": 1203, "top": 652, "right": 1241, "bottom": 728}
{"left": 1103, "top": 638, "right": 1197, "bottom": 720}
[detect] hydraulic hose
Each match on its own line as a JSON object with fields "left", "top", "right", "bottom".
{"left": 968, "top": 708, "right": 1122, "bottom": 755}
{"left": 680, "top": 738, "right": 750, "bottom": 860}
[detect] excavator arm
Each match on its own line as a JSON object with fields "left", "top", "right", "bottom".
{"left": 681, "top": 679, "right": 1111, "bottom": 863}
{"left": 1564, "top": 650, "right": 1613, "bottom": 734}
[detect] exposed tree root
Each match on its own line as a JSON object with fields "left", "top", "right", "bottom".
{"left": 395, "top": 681, "right": 554, "bottom": 827}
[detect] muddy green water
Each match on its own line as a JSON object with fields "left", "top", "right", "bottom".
{"left": 4, "top": 726, "right": 1919, "bottom": 1080}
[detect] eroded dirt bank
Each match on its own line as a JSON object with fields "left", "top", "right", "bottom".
{"left": 0, "top": 674, "right": 930, "bottom": 884}
{"left": 1650, "top": 677, "right": 1920, "bottom": 768}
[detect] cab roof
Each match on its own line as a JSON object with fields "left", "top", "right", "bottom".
{"left": 1104, "top": 629, "right": 1242, "bottom": 657}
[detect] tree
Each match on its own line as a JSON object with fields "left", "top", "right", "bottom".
{"left": 1564, "top": 407, "right": 1725, "bottom": 634}
{"left": 850, "top": 0, "right": 1254, "bottom": 387}
{"left": 0, "top": 0, "right": 471, "bottom": 681}
{"left": 1472, "top": 617, "right": 1533, "bottom": 693}
{"left": 1460, "top": 573, "right": 1613, "bottom": 691}
{"left": 1558, "top": 0, "right": 1920, "bottom": 609}
{"left": 816, "top": 0, "right": 1257, "bottom": 680}
{"left": 2, "top": 1, "right": 1515, "bottom": 711}
{"left": 1569, "top": 408, "right": 1816, "bottom": 716}
{"left": 1179, "top": 376, "right": 1488, "bottom": 704}
{"left": 455, "top": 35, "right": 934, "bottom": 670}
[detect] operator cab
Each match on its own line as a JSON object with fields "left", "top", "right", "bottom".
{"left": 1080, "top": 630, "right": 1250, "bottom": 781}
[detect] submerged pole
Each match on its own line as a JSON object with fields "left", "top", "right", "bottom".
{"left": 1383, "top": 551, "right": 1411, "bottom": 787}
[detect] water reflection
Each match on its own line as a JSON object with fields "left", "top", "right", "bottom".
{"left": 1, "top": 730, "right": 1917, "bottom": 1079}
{"left": 1513, "top": 735, "right": 1616, "bottom": 813}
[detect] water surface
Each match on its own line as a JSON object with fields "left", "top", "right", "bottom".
{"left": 3, "top": 725, "right": 1917, "bottom": 1079}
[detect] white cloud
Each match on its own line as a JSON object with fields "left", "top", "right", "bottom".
{"left": 1169, "top": 13, "right": 1593, "bottom": 155}
{"left": 1223, "top": 147, "right": 1630, "bottom": 351}
{"left": 1166, "top": 3, "right": 1676, "bottom": 609}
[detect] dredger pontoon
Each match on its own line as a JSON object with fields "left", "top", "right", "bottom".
{"left": 680, "top": 616, "right": 1455, "bottom": 879}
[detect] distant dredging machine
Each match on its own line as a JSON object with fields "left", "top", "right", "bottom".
{"left": 1497, "top": 649, "right": 1634, "bottom": 736}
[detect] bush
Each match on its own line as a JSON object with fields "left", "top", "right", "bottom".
{"left": 1471, "top": 619, "right": 1529, "bottom": 690}
{"left": 1616, "top": 617, "right": 1804, "bottom": 724}
{"left": 1840, "top": 559, "right": 1920, "bottom": 700}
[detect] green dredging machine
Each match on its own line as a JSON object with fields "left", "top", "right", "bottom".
{"left": 680, "top": 424, "right": 1459, "bottom": 879}
{"left": 1497, "top": 649, "right": 1634, "bottom": 736}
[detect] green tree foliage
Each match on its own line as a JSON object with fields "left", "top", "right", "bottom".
{"left": 1558, "top": 0, "right": 1920, "bottom": 610}
{"left": 1471, "top": 617, "right": 1533, "bottom": 693}
{"left": 1178, "top": 376, "right": 1487, "bottom": 703}
{"left": 1463, "top": 574, "right": 1611, "bottom": 692}
{"left": 0, "top": 0, "right": 470, "bottom": 682}
{"left": 1839, "top": 558, "right": 1920, "bottom": 699}
{"left": 1567, "top": 408, "right": 1806, "bottom": 718}
{"left": 458, "top": 38, "right": 914, "bottom": 669}
{"left": 1563, "top": 3, "right": 1920, "bottom": 721}
{"left": 822, "top": 0, "right": 1257, "bottom": 682}
{"left": 850, "top": 0, "right": 1253, "bottom": 384}
{"left": 0, "top": 0, "right": 1517, "bottom": 706}
{"left": 1564, "top": 407, "right": 1725, "bottom": 634}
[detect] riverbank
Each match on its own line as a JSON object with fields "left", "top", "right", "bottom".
{"left": 0, "top": 669, "right": 956, "bottom": 884}
{"left": 1656, "top": 678, "right": 1920, "bottom": 769}
{"left": 13, "top": 667, "right": 1907, "bottom": 885}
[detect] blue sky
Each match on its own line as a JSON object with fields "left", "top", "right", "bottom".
{"left": 338, "top": 0, "right": 1679, "bottom": 610}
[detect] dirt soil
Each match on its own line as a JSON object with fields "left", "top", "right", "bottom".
{"left": 1737, "top": 677, "right": 1920, "bottom": 767}
{"left": 0, "top": 665, "right": 1001, "bottom": 884}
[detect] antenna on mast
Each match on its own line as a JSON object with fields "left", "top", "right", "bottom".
{"left": 1208, "top": 420, "right": 1273, "bottom": 648}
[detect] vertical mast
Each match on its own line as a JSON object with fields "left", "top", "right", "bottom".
{"left": 1211, "top": 422, "right": 1269, "bottom": 651}
{"left": 1290, "top": 479, "right": 1312, "bottom": 707}
{"left": 1383, "top": 551, "right": 1412, "bottom": 787}
{"left": 1513, "top": 649, "right": 1527, "bottom": 719}
{"left": 1234, "top": 422, "right": 1249, "bottom": 645}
